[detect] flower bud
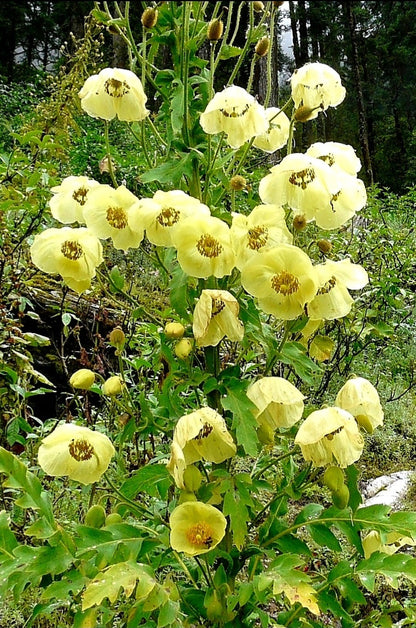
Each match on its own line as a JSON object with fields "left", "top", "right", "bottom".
{"left": 253, "top": 1, "right": 265, "bottom": 12}
{"left": 294, "top": 105, "right": 317, "bottom": 122}
{"left": 255, "top": 37, "right": 270, "bottom": 57}
{"left": 85, "top": 504, "right": 106, "bottom": 528}
{"left": 332, "top": 484, "right": 350, "bottom": 509}
{"left": 230, "top": 175, "right": 247, "bottom": 191}
{"left": 105, "top": 512, "right": 123, "bottom": 525}
{"left": 183, "top": 465, "right": 202, "bottom": 492}
{"left": 102, "top": 375, "right": 124, "bottom": 396}
{"left": 207, "top": 18, "right": 224, "bottom": 41}
{"left": 164, "top": 322, "right": 185, "bottom": 339}
{"left": 317, "top": 239, "right": 332, "bottom": 255}
{"left": 174, "top": 338, "right": 193, "bottom": 359}
{"left": 293, "top": 213, "right": 307, "bottom": 231}
{"left": 141, "top": 7, "right": 158, "bottom": 29}
{"left": 69, "top": 368, "right": 95, "bottom": 390}
{"left": 323, "top": 466, "right": 344, "bottom": 492}
{"left": 109, "top": 326, "right": 126, "bottom": 350}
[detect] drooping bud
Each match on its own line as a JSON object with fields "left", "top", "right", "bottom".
{"left": 253, "top": 1, "right": 265, "bottom": 12}
{"left": 102, "top": 375, "right": 124, "bottom": 396}
{"left": 323, "top": 466, "right": 344, "bottom": 492}
{"left": 183, "top": 465, "right": 202, "bottom": 492}
{"left": 105, "top": 512, "right": 123, "bottom": 525}
{"left": 207, "top": 18, "right": 224, "bottom": 41}
{"left": 85, "top": 504, "right": 106, "bottom": 528}
{"left": 230, "top": 175, "right": 247, "bottom": 191}
{"left": 332, "top": 484, "right": 350, "bottom": 509}
{"left": 69, "top": 368, "right": 95, "bottom": 390}
{"left": 141, "top": 7, "right": 158, "bottom": 29}
{"left": 174, "top": 338, "right": 193, "bottom": 359}
{"left": 294, "top": 105, "right": 318, "bottom": 122}
{"left": 317, "top": 239, "right": 332, "bottom": 255}
{"left": 164, "top": 322, "right": 185, "bottom": 339}
{"left": 109, "top": 326, "right": 126, "bottom": 351}
{"left": 293, "top": 213, "right": 307, "bottom": 231}
{"left": 255, "top": 37, "right": 270, "bottom": 57}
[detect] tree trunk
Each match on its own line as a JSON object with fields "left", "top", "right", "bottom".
{"left": 343, "top": 0, "right": 374, "bottom": 185}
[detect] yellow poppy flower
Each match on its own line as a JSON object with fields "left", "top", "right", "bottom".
{"left": 246, "top": 377, "right": 305, "bottom": 430}
{"left": 240, "top": 244, "right": 318, "bottom": 320}
{"left": 200, "top": 85, "right": 268, "bottom": 149}
{"left": 311, "top": 173, "right": 367, "bottom": 230}
{"left": 169, "top": 501, "right": 227, "bottom": 556}
{"left": 294, "top": 407, "right": 364, "bottom": 468}
{"left": 259, "top": 153, "right": 339, "bottom": 219}
{"left": 139, "top": 190, "right": 210, "bottom": 247}
{"left": 30, "top": 227, "right": 103, "bottom": 293}
{"left": 78, "top": 67, "right": 149, "bottom": 122}
{"left": 38, "top": 423, "right": 115, "bottom": 485}
{"left": 193, "top": 289, "right": 244, "bottom": 347}
{"left": 335, "top": 377, "right": 383, "bottom": 433}
{"left": 230, "top": 204, "right": 293, "bottom": 270}
{"left": 49, "top": 176, "right": 101, "bottom": 224}
{"left": 362, "top": 530, "right": 416, "bottom": 559}
{"left": 291, "top": 62, "right": 346, "bottom": 120}
{"left": 306, "top": 142, "right": 363, "bottom": 176}
{"left": 166, "top": 441, "right": 188, "bottom": 489}
{"left": 82, "top": 184, "right": 144, "bottom": 252}
{"left": 172, "top": 215, "right": 235, "bottom": 278}
{"left": 307, "top": 258, "right": 368, "bottom": 320}
{"left": 172, "top": 407, "right": 236, "bottom": 467}
{"left": 253, "top": 107, "right": 290, "bottom": 153}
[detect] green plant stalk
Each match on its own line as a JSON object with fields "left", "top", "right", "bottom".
{"left": 228, "top": 3, "right": 255, "bottom": 85}
{"left": 264, "top": 3, "right": 276, "bottom": 108}
{"left": 213, "top": 1, "right": 234, "bottom": 73}
{"left": 103, "top": 120, "right": 118, "bottom": 188}
{"left": 181, "top": 2, "right": 191, "bottom": 147}
{"left": 229, "top": 1, "right": 244, "bottom": 47}
{"left": 247, "top": 54, "right": 259, "bottom": 94}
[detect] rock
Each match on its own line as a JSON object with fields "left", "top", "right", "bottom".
{"left": 361, "top": 471, "right": 413, "bottom": 508}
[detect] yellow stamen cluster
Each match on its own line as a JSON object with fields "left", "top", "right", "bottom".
{"left": 211, "top": 297, "right": 225, "bottom": 316}
{"left": 104, "top": 78, "right": 130, "bottom": 98}
{"left": 72, "top": 186, "right": 89, "bottom": 205}
{"left": 68, "top": 438, "right": 94, "bottom": 461}
{"left": 196, "top": 234, "right": 223, "bottom": 258}
{"left": 186, "top": 522, "right": 214, "bottom": 548}
{"left": 271, "top": 271, "right": 300, "bottom": 296}
{"left": 289, "top": 168, "right": 316, "bottom": 189}
{"left": 247, "top": 225, "right": 268, "bottom": 250}
{"left": 317, "top": 276, "right": 337, "bottom": 295}
{"left": 61, "top": 240, "right": 83, "bottom": 260}
{"left": 106, "top": 206, "right": 128, "bottom": 229}
{"left": 157, "top": 207, "right": 180, "bottom": 227}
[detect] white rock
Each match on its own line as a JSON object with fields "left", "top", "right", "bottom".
{"left": 361, "top": 471, "right": 413, "bottom": 508}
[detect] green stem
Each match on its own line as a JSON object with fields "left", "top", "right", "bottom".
{"left": 173, "top": 551, "right": 200, "bottom": 588}
{"left": 181, "top": 2, "right": 191, "bottom": 147}
{"left": 264, "top": 4, "right": 276, "bottom": 108}
{"left": 103, "top": 120, "right": 118, "bottom": 188}
{"left": 246, "top": 54, "right": 258, "bottom": 94}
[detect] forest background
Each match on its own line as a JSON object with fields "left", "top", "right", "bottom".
{"left": 1, "top": 1, "right": 416, "bottom": 627}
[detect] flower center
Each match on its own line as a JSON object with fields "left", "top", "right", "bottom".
{"left": 104, "top": 77, "right": 130, "bottom": 98}
{"left": 289, "top": 168, "right": 315, "bottom": 189}
{"left": 247, "top": 225, "right": 269, "bottom": 250}
{"left": 72, "top": 186, "right": 89, "bottom": 206}
{"left": 318, "top": 154, "right": 335, "bottom": 167}
{"left": 106, "top": 206, "right": 128, "bottom": 229}
{"left": 196, "top": 234, "right": 223, "bottom": 258}
{"left": 271, "top": 271, "right": 300, "bottom": 296}
{"left": 325, "top": 426, "right": 344, "bottom": 441}
{"left": 157, "top": 206, "right": 180, "bottom": 227}
{"left": 194, "top": 423, "right": 214, "bottom": 440}
{"left": 211, "top": 297, "right": 225, "bottom": 317}
{"left": 68, "top": 438, "right": 94, "bottom": 461}
{"left": 317, "top": 276, "right": 337, "bottom": 295}
{"left": 61, "top": 240, "right": 83, "bottom": 260}
{"left": 186, "top": 521, "right": 214, "bottom": 548}
{"left": 220, "top": 102, "right": 250, "bottom": 118}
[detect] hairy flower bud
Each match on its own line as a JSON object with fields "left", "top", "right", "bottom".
{"left": 102, "top": 375, "right": 124, "bottom": 396}
{"left": 253, "top": 1, "right": 265, "bottom": 12}
{"left": 109, "top": 326, "right": 126, "bottom": 350}
{"left": 164, "top": 322, "right": 185, "bottom": 339}
{"left": 207, "top": 18, "right": 224, "bottom": 41}
{"left": 141, "top": 7, "right": 158, "bottom": 29}
{"left": 317, "top": 239, "right": 332, "bottom": 254}
{"left": 85, "top": 504, "right": 106, "bottom": 528}
{"left": 323, "top": 466, "right": 344, "bottom": 492}
{"left": 174, "top": 338, "right": 193, "bottom": 359}
{"left": 255, "top": 37, "right": 270, "bottom": 57}
{"left": 293, "top": 214, "right": 307, "bottom": 231}
{"left": 332, "top": 484, "right": 350, "bottom": 509}
{"left": 230, "top": 175, "right": 247, "bottom": 191}
{"left": 69, "top": 368, "right": 95, "bottom": 390}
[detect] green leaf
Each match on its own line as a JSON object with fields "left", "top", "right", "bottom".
{"left": 170, "top": 79, "right": 184, "bottom": 134}
{"left": 120, "top": 464, "right": 171, "bottom": 500}
{"left": 357, "top": 552, "right": 416, "bottom": 591}
{"left": 82, "top": 561, "right": 152, "bottom": 610}
{"left": 0, "top": 510, "right": 19, "bottom": 557}
{"left": 318, "top": 590, "right": 354, "bottom": 626}
{"left": 41, "top": 569, "right": 86, "bottom": 602}
{"left": 140, "top": 153, "right": 194, "bottom": 186}
{"left": 223, "top": 489, "right": 249, "bottom": 550}
{"left": 222, "top": 381, "right": 259, "bottom": 456}
{"left": 278, "top": 341, "right": 322, "bottom": 384}
{"left": 307, "top": 523, "right": 342, "bottom": 552}
{"left": 219, "top": 45, "right": 244, "bottom": 60}
{"left": 169, "top": 265, "right": 190, "bottom": 318}
{"left": 109, "top": 266, "right": 125, "bottom": 292}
